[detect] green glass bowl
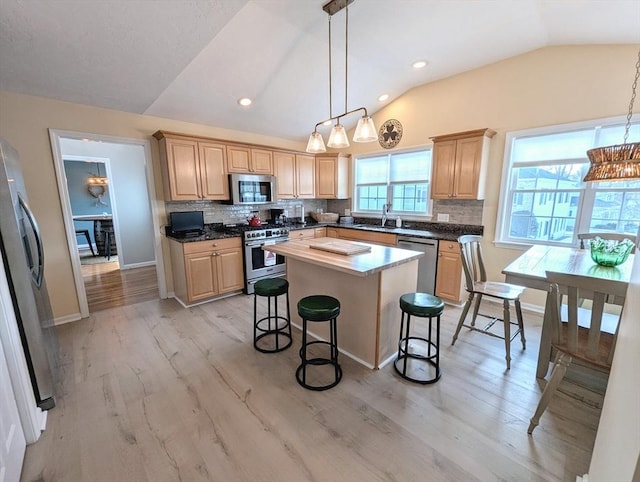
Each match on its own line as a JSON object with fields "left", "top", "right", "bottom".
{"left": 589, "top": 237, "right": 635, "bottom": 267}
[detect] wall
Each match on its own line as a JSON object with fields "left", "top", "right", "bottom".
{"left": 344, "top": 44, "right": 640, "bottom": 306}
{"left": 64, "top": 160, "right": 113, "bottom": 245}
{"left": 0, "top": 45, "right": 637, "bottom": 317}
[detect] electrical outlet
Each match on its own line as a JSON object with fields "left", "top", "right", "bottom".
{"left": 437, "top": 213, "right": 450, "bottom": 222}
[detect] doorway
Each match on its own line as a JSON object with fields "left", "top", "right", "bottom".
{"left": 49, "top": 130, "right": 167, "bottom": 317}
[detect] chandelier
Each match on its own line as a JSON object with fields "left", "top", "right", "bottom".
{"left": 583, "top": 47, "right": 640, "bottom": 182}
{"left": 305, "top": 0, "right": 377, "bottom": 154}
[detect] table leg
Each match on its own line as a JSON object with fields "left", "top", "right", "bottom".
{"left": 536, "top": 287, "right": 555, "bottom": 378}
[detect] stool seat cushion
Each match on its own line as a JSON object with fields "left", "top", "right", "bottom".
{"left": 298, "top": 295, "right": 340, "bottom": 321}
{"left": 400, "top": 292, "right": 444, "bottom": 317}
{"left": 254, "top": 278, "right": 289, "bottom": 297}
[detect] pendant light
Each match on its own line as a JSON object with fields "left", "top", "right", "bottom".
{"left": 305, "top": 0, "right": 377, "bottom": 153}
{"left": 583, "top": 48, "right": 640, "bottom": 182}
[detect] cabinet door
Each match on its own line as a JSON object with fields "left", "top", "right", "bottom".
{"left": 185, "top": 253, "right": 217, "bottom": 302}
{"left": 199, "top": 142, "right": 229, "bottom": 200}
{"left": 227, "top": 145, "right": 251, "bottom": 173}
{"left": 453, "top": 136, "right": 483, "bottom": 199}
{"left": 316, "top": 156, "right": 337, "bottom": 198}
{"left": 216, "top": 248, "right": 244, "bottom": 294}
{"left": 165, "top": 138, "right": 201, "bottom": 200}
{"left": 431, "top": 140, "right": 456, "bottom": 199}
{"left": 251, "top": 149, "right": 273, "bottom": 174}
{"left": 295, "top": 154, "right": 316, "bottom": 198}
{"left": 273, "top": 151, "right": 296, "bottom": 198}
{"left": 435, "top": 248, "right": 462, "bottom": 302}
{"left": 314, "top": 227, "right": 327, "bottom": 237}
{"left": 326, "top": 227, "right": 338, "bottom": 238}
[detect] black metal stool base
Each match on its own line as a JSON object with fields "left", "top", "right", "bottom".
{"left": 254, "top": 314, "right": 292, "bottom": 353}
{"left": 295, "top": 340, "right": 342, "bottom": 391}
{"left": 394, "top": 336, "right": 441, "bottom": 384}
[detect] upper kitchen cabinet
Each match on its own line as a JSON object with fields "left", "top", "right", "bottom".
{"left": 154, "top": 131, "right": 229, "bottom": 201}
{"left": 227, "top": 145, "right": 273, "bottom": 174}
{"left": 430, "top": 128, "right": 495, "bottom": 200}
{"left": 274, "top": 151, "right": 315, "bottom": 199}
{"left": 316, "top": 154, "right": 350, "bottom": 199}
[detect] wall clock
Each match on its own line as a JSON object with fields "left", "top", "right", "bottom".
{"left": 378, "top": 119, "right": 403, "bottom": 149}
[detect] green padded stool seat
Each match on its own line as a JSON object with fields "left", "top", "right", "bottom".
{"left": 296, "top": 295, "right": 342, "bottom": 391}
{"left": 253, "top": 278, "right": 292, "bottom": 353}
{"left": 394, "top": 292, "right": 444, "bottom": 384}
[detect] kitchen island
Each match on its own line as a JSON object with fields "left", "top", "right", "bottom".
{"left": 263, "top": 237, "right": 423, "bottom": 369}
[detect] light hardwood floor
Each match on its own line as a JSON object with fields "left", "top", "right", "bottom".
{"left": 21, "top": 295, "right": 603, "bottom": 482}
{"left": 82, "top": 261, "right": 159, "bottom": 312}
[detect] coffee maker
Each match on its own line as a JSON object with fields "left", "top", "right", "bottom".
{"left": 270, "top": 208, "right": 285, "bottom": 225}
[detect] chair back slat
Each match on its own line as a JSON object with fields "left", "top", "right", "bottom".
{"left": 458, "top": 235, "right": 487, "bottom": 291}
{"left": 546, "top": 270, "right": 628, "bottom": 367}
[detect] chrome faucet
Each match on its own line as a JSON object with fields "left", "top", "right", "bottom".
{"left": 381, "top": 203, "right": 390, "bottom": 227}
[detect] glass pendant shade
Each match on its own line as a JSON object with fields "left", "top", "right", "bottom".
{"left": 353, "top": 116, "right": 378, "bottom": 142}
{"left": 327, "top": 124, "right": 350, "bottom": 148}
{"left": 583, "top": 142, "right": 640, "bottom": 181}
{"left": 306, "top": 131, "right": 327, "bottom": 153}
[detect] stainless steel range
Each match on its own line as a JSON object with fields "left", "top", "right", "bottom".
{"left": 242, "top": 226, "right": 289, "bottom": 294}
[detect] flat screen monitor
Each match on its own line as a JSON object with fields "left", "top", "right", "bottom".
{"left": 169, "top": 211, "right": 204, "bottom": 235}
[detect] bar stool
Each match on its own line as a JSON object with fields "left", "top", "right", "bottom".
{"left": 296, "top": 295, "right": 341, "bottom": 391}
{"left": 253, "top": 278, "right": 292, "bottom": 353}
{"left": 394, "top": 292, "right": 444, "bottom": 384}
{"left": 75, "top": 229, "right": 95, "bottom": 256}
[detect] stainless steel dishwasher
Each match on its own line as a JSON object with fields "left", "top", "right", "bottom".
{"left": 397, "top": 236, "right": 439, "bottom": 295}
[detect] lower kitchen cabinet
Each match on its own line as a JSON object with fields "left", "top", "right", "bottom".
{"left": 331, "top": 227, "right": 397, "bottom": 246}
{"left": 435, "top": 240, "right": 464, "bottom": 303}
{"left": 289, "top": 228, "right": 317, "bottom": 240}
{"left": 170, "top": 237, "right": 244, "bottom": 305}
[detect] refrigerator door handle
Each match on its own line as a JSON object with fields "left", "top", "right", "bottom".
{"left": 18, "top": 193, "right": 44, "bottom": 288}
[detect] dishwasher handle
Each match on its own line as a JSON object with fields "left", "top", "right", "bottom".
{"left": 397, "top": 236, "right": 438, "bottom": 247}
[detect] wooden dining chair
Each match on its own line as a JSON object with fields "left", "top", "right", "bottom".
{"left": 578, "top": 232, "right": 637, "bottom": 253}
{"left": 527, "top": 270, "right": 628, "bottom": 434}
{"left": 451, "top": 235, "right": 526, "bottom": 369}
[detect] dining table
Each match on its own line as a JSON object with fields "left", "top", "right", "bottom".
{"left": 502, "top": 244, "right": 634, "bottom": 379}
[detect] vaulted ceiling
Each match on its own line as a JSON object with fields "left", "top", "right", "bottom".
{"left": 1, "top": 0, "right": 638, "bottom": 142}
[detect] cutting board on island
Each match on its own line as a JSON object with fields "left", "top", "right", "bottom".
{"left": 308, "top": 240, "right": 372, "bottom": 255}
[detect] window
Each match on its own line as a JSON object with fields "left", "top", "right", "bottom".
{"left": 354, "top": 149, "right": 432, "bottom": 216}
{"left": 497, "top": 117, "right": 640, "bottom": 246}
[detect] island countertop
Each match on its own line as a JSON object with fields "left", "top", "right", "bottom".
{"left": 262, "top": 237, "right": 423, "bottom": 277}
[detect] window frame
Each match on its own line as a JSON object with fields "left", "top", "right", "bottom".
{"left": 352, "top": 146, "right": 433, "bottom": 219}
{"left": 496, "top": 115, "right": 640, "bottom": 249}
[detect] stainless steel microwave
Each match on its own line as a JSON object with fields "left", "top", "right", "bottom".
{"left": 229, "top": 173, "right": 277, "bottom": 205}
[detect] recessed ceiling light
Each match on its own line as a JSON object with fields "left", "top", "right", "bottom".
{"left": 238, "top": 97, "right": 252, "bottom": 107}
{"left": 412, "top": 60, "right": 428, "bottom": 69}
{"left": 378, "top": 94, "right": 389, "bottom": 102}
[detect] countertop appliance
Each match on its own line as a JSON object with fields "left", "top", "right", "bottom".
{"left": 229, "top": 173, "right": 277, "bottom": 205}
{"left": 241, "top": 225, "right": 289, "bottom": 294}
{"left": 169, "top": 210, "right": 204, "bottom": 237}
{"left": 0, "top": 138, "right": 57, "bottom": 409}
{"left": 397, "top": 236, "right": 439, "bottom": 295}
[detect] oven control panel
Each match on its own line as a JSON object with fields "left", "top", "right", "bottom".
{"left": 244, "top": 228, "right": 289, "bottom": 240}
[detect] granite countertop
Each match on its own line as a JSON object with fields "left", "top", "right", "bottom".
{"left": 165, "top": 220, "right": 483, "bottom": 243}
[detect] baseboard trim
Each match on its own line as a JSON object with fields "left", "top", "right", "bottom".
{"left": 54, "top": 312, "right": 83, "bottom": 325}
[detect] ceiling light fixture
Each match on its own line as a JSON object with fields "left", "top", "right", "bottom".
{"left": 306, "top": 0, "right": 377, "bottom": 153}
{"left": 412, "top": 60, "right": 427, "bottom": 69}
{"left": 378, "top": 93, "right": 389, "bottom": 102}
{"left": 583, "top": 48, "right": 640, "bottom": 182}
{"left": 238, "top": 97, "right": 252, "bottom": 107}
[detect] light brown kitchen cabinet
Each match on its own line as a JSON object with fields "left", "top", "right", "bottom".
{"left": 227, "top": 145, "right": 273, "bottom": 174}
{"left": 155, "top": 133, "right": 229, "bottom": 201}
{"left": 326, "top": 227, "right": 339, "bottom": 238}
{"left": 435, "top": 240, "right": 464, "bottom": 303}
{"left": 332, "top": 227, "right": 397, "bottom": 247}
{"left": 315, "top": 154, "right": 350, "bottom": 199}
{"left": 273, "top": 151, "right": 315, "bottom": 199}
{"left": 314, "top": 227, "right": 327, "bottom": 237}
{"left": 430, "top": 128, "right": 495, "bottom": 200}
{"left": 169, "top": 237, "right": 243, "bottom": 305}
{"left": 289, "top": 228, "right": 317, "bottom": 240}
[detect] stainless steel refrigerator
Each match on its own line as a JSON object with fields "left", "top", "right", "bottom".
{"left": 0, "top": 137, "right": 57, "bottom": 410}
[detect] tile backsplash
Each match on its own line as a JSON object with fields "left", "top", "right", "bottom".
{"left": 165, "top": 198, "right": 483, "bottom": 227}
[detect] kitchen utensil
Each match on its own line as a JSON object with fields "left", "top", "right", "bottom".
{"left": 248, "top": 213, "right": 262, "bottom": 227}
